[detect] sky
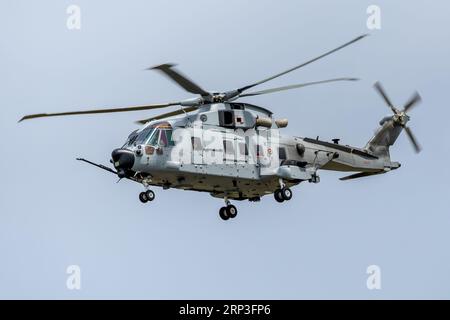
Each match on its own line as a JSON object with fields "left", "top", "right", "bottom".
{"left": 1, "top": 0, "right": 449, "bottom": 299}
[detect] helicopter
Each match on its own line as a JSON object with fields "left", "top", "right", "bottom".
{"left": 19, "top": 34, "right": 422, "bottom": 221}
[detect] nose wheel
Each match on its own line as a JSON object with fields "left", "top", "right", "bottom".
{"left": 139, "top": 190, "right": 155, "bottom": 203}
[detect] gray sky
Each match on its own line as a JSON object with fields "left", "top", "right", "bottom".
{"left": 1, "top": 0, "right": 449, "bottom": 299}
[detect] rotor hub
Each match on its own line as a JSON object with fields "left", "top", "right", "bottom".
{"left": 393, "top": 112, "right": 410, "bottom": 126}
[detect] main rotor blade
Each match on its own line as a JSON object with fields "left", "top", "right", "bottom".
{"left": 19, "top": 102, "right": 181, "bottom": 122}
{"left": 149, "top": 63, "right": 210, "bottom": 96}
{"left": 135, "top": 106, "right": 198, "bottom": 124}
{"left": 237, "top": 34, "right": 368, "bottom": 93}
{"left": 239, "top": 78, "right": 359, "bottom": 98}
{"left": 402, "top": 91, "right": 422, "bottom": 113}
{"left": 404, "top": 126, "right": 421, "bottom": 153}
{"left": 374, "top": 81, "right": 397, "bottom": 113}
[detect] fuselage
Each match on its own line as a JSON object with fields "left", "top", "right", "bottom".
{"left": 112, "top": 102, "right": 400, "bottom": 200}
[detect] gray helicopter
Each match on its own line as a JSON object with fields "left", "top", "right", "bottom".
{"left": 19, "top": 34, "right": 421, "bottom": 221}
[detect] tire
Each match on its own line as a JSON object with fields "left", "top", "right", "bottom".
{"left": 226, "top": 205, "right": 238, "bottom": 218}
{"left": 146, "top": 190, "right": 155, "bottom": 202}
{"left": 139, "top": 192, "right": 148, "bottom": 203}
{"left": 274, "top": 189, "right": 284, "bottom": 203}
{"left": 281, "top": 187, "right": 292, "bottom": 201}
{"left": 219, "top": 207, "right": 229, "bottom": 221}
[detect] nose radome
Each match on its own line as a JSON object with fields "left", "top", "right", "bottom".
{"left": 111, "top": 148, "right": 135, "bottom": 170}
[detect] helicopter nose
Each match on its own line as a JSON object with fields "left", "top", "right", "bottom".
{"left": 111, "top": 148, "right": 135, "bottom": 174}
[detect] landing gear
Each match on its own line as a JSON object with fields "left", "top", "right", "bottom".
{"left": 227, "top": 205, "right": 238, "bottom": 218}
{"left": 219, "top": 204, "right": 238, "bottom": 221}
{"left": 281, "top": 187, "right": 292, "bottom": 200}
{"left": 274, "top": 189, "right": 285, "bottom": 203}
{"left": 145, "top": 190, "right": 155, "bottom": 201}
{"left": 139, "top": 190, "right": 155, "bottom": 203}
{"left": 274, "top": 187, "right": 293, "bottom": 202}
{"left": 219, "top": 197, "right": 238, "bottom": 221}
{"left": 139, "top": 192, "right": 148, "bottom": 203}
{"left": 219, "top": 207, "right": 229, "bottom": 220}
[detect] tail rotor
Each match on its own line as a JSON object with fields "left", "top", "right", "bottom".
{"left": 373, "top": 81, "right": 422, "bottom": 153}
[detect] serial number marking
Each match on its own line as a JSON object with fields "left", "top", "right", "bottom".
{"left": 223, "top": 304, "right": 271, "bottom": 315}
{"left": 179, "top": 304, "right": 271, "bottom": 317}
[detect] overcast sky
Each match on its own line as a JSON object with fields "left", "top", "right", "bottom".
{"left": 1, "top": 0, "right": 449, "bottom": 299}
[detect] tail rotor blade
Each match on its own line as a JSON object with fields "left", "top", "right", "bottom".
{"left": 402, "top": 91, "right": 422, "bottom": 113}
{"left": 374, "top": 81, "right": 397, "bottom": 113}
{"left": 404, "top": 126, "right": 421, "bottom": 153}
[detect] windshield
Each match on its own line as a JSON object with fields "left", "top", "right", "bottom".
{"left": 124, "top": 122, "right": 174, "bottom": 147}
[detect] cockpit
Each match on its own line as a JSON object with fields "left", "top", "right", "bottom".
{"left": 124, "top": 122, "right": 174, "bottom": 148}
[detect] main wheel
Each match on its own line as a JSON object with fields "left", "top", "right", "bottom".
{"left": 281, "top": 187, "right": 292, "bottom": 201}
{"left": 145, "top": 190, "right": 155, "bottom": 202}
{"left": 219, "top": 207, "right": 229, "bottom": 221}
{"left": 226, "top": 205, "right": 237, "bottom": 218}
{"left": 139, "top": 192, "right": 148, "bottom": 203}
{"left": 274, "top": 189, "right": 284, "bottom": 203}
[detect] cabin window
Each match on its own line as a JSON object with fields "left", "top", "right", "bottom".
{"left": 239, "top": 142, "right": 248, "bottom": 156}
{"left": 191, "top": 137, "right": 203, "bottom": 151}
{"left": 256, "top": 144, "right": 264, "bottom": 157}
{"left": 223, "top": 140, "right": 234, "bottom": 155}
{"left": 279, "top": 147, "right": 287, "bottom": 160}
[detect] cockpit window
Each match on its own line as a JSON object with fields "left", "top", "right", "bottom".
{"left": 135, "top": 127, "right": 155, "bottom": 145}
{"left": 165, "top": 130, "right": 175, "bottom": 146}
{"left": 148, "top": 130, "right": 159, "bottom": 146}
{"left": 154, "top": 129, "right": 175, "bottom": 147}
{"left": 126, "top": 122, "right": 174, "bottom": 147}
{"left": 124, "top": 130, "right": 138, "bottom": 147}
{"left": 124, "top": 128, "right": 151, "bottom": 147}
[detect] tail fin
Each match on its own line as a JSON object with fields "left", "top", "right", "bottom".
{"left": 364, "top": 117, "right": 403, "bottom": 158}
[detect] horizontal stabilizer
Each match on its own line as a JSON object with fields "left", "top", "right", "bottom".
{"left": 339, "top": 171, "right": 384, "bottom": 181}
